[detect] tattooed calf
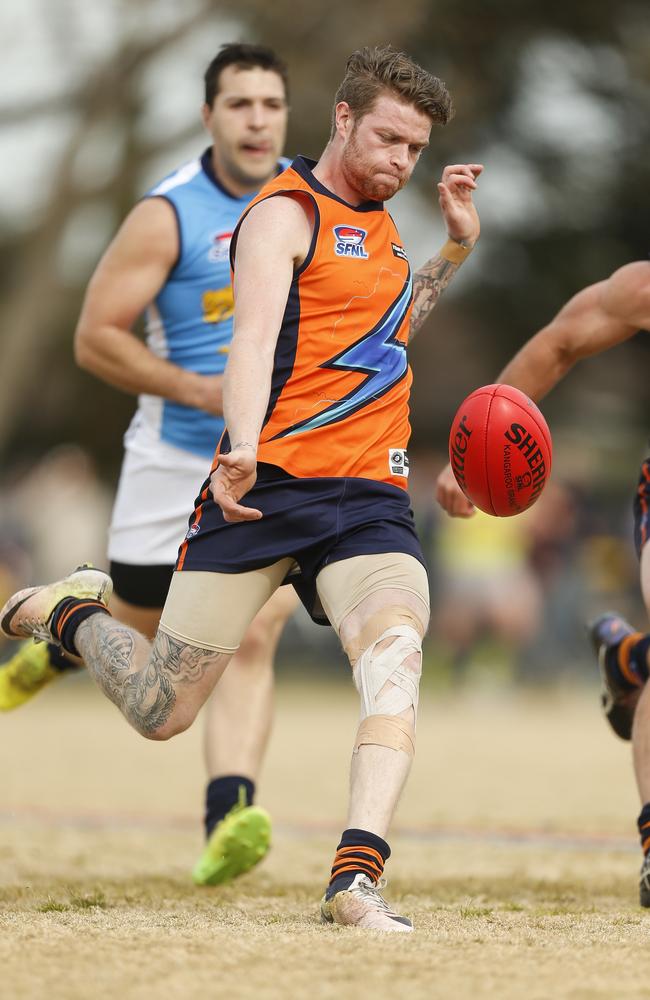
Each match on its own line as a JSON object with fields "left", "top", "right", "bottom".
{"left": 76, "top": 617, "right": 218, "bottom": 736}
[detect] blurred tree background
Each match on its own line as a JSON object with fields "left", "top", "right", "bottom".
{"left": 0, "top": 0, "right": 648, "bottom": 480}
{"left": 0, "top": 0, "right": 648, "bottom": 676}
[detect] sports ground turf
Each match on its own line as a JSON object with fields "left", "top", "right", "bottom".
{"left": 2, "top": 674, "right": 649, "bottom": 999}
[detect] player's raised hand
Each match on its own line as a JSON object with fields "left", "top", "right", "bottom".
{"left": 435, "top": 462, "right": 476, "bottom": 518}
{"left": 210, "top": 446, "right": 262, "bottom": 522}
{"left": 437, "top": 163, "right": 483, "bottom": 246}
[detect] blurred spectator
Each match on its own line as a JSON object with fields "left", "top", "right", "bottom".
{"left": 431, "top": 505, "right": 543, "bottom": 677}
{"left": 4, "top": 444, "right": 112, "bottom": 582}
{"left": 521, "top": 481, "right": 589, "bottom": 678}
{"left": 0, "top": 535, "right": 32, "bottom": 618}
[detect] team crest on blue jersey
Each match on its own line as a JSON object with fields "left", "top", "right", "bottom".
{"left": 333, "top": 225, "right": 369, "bottom": 259}
{"left": 208, "top": 231, "right": 233, "bottom": 263}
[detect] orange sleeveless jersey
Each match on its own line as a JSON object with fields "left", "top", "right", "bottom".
{"left": 226, "top": 156, "right": 414, "bottom": 489}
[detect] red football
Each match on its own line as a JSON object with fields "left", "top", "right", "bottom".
{"left": 448, "top": 384, "right": 552, "bottom": 516}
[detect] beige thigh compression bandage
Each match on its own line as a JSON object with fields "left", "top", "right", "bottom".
{"left": 316, "top": 553, "right": 430, "bottom": 757}
{"left": 316, "top": 553, "right": 430, "bottom": 633}
{"left": 158, "top": 559, "right": 294, "bottom": 653}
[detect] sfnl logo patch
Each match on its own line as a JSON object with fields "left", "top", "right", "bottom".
{"left": 388, "top": 449, "right": 409, "bottom": 477}
{"left": 333, "top": 225, "right": 369, "bottom": 258}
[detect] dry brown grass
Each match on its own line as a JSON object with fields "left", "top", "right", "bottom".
{"left": 1, "top": 676, "right": 648, "bottom": 999}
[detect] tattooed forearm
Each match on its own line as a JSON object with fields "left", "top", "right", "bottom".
{"left": 75, "top": 617, "right": 219, "bottom": 736}
{"left": 409, "top": 254, "right": 458, "bottom": 340}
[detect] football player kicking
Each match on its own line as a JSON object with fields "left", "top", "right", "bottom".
{"left": 436, "top": 257, "right": 650, "bottom": 905}
{"left": 1, "top": 44, "right": 482, "bottom": 931}
{"left": 0, "top": 44, "right": 298, "bottom": 888}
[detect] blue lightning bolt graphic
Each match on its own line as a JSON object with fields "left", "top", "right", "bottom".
{"left": 272, "top": 273, "right": 412, "bottom": 439}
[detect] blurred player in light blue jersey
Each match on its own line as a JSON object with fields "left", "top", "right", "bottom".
{"left": 0, "top": 43, "right": 298, "bottom": 886}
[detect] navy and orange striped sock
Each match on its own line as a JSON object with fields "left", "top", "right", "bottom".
{"left": 50, "top": 597, "right": 111, "bottom": 656}
{"left": 611, "top": 634, "right": 650, "bottom": 690}
{"left": 638, "top": 803, "right": 650, "bottom": 855}
{"left": 326, "top": 828, "right": 390, "bottom": 898}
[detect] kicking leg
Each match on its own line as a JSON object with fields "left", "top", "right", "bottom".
{"left": 0, "top": 577, "right": 167, "bottom": 713}
{"left": 0, "top": 577, "right": 167, "bottom": 714}
{"left": 0, "top": 562, "right": 290, "bottom": 741}
{"left": 75, "top": 613, "right": 228, "bottom": 739}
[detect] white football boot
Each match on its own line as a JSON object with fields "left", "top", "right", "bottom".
{"left": 320, "top": 873, "right": 413, "bottom": 932}
{"left": 0, "top": 565, "right": 112, "bottom": 645}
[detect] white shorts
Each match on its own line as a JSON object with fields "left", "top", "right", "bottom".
{"left": 107, "top": 434, "right": 212, "bottom": 566}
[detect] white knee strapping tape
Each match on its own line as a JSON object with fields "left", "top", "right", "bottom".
{"left": 352, "top": 625, "right": 422, "bottom": 719}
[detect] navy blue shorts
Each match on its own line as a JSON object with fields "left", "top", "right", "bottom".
{"left": 177, "top": 463, "right": 426, "bottom": 625}
{"left": 634, "top": 457, "right": 650, "bottom": 558}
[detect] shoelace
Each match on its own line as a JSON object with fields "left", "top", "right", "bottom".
{"left": 641, "top": 858, "right": 650, "bottom": 888}
{"left": 17, "top": 615, "right": 54, "bottom": 645}
{"left": 351, "top": 876, "right": 398, "bottom": 915}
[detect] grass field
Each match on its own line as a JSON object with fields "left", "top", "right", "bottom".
{"left": 2, "top": 673, "right": 649, "bottom": 999}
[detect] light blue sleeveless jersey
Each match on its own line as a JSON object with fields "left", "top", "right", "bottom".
{"left": 133, "top": 148, "right": 288, "bottom": 459}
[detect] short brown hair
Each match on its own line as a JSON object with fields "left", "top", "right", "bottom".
{"left": 331, "top": 45, "right": 453, "bottom": 135}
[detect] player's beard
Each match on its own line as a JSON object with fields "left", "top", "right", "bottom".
{"left": 341, "top": 127, "right": 407, "bottom": 202}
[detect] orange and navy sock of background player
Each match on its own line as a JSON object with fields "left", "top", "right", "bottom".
{"left": 326, "top": 828, "right": 390, "bottom": 898}
{"left": 608, "top": 633, "right": 650, "bottom": 690}
{"left": 638, "top": 804, "right": 650, "bottom": 855}
{"left": 49, "top": 597, "right": 111, "bottom": 656}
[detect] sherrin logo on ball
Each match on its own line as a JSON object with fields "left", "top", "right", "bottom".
{"left": 448, "top": 384, "right": 552, "bottom": 517}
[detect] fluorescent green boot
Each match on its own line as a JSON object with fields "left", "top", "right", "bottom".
{"left": 192, "top": 785, "right": 271, "bottom": 886}
{"left": 0, "top": 641, "right": 73, "bottom": 710}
